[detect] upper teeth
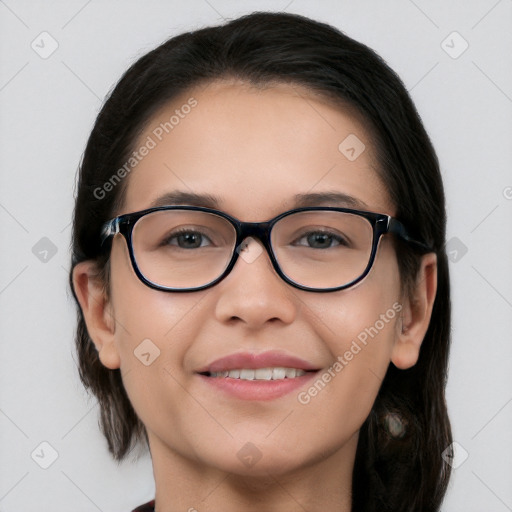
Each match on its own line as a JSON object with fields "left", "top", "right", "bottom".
{"left": 210, "top": 367, "right": 307, "bottom": 380}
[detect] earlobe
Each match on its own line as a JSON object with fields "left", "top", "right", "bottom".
{"left": 391, "top": 253, "right": 437, "bottom": 370}
{"left": 72, "top": 261, "right": 121, "bottom": 370}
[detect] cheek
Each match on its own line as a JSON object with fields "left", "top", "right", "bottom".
{"left": 108, "top": 237, "right": 197, "bottom": 346}
{"left": 106, "top": 238, "right": 205, "bottom": 417}
{"left": 298, "top": 243, "right": 402, "bottom": 421}
{"left": 309, "top": 239, "right": 401, "bottom": 353}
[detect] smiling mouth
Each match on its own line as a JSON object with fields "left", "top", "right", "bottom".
{"left": 199, "top": 367, "right": 318, "bottom": 380}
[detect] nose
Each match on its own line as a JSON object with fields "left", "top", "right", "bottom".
{"left": 213, "top": 237, "right": 297, "bottom": 329}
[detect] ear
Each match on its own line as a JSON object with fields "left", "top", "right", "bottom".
{"left": 72, "top": 261, "right": 121, "bottom": 369}
{"left": 391, "top": 252, "right": 437, "bottom": 370}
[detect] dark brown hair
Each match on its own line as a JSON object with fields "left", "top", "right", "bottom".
{"left": 70, "top": 11, "right": 452, "bottom": 511}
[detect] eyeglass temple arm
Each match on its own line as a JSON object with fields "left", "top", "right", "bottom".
{"left": 388, "top": 218, "right": 433, "bottom": 252}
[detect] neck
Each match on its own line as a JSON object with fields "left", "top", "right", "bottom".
{"left": 148, "top": 432, "right": 357, "bottom": 512}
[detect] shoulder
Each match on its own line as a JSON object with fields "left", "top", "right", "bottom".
{"left": 132, "top": 499, "right": 155, "bottom": 511}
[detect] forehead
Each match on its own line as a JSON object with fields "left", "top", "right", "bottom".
{"left": 122, "top": 80, "right": 393, "bottom": 219}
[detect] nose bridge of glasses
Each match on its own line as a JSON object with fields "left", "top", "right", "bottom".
{"left": 235, "top": 220, "right": 273, "bottom": 251}
{"left": 229, "top": 220, "right": 286, "bottom": 286}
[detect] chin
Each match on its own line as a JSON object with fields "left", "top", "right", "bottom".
{"left": 200, "top": 445, "right": 312, "bottom": 479}
{"left": 227, "top": 461, "right": 304, "bottom": 481}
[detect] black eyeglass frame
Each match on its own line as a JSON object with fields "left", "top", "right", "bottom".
{"left": 100, "top": 205, "right": 433, "bottom": 293}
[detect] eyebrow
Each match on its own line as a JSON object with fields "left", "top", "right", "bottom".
{"left": 150, "top": 190, "right": 368, "bottom": 211}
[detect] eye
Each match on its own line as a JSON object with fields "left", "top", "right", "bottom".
{"left": 161, "top": 229, "right": 213, "bottom": 249}
{"left": 292, "top": 230, "right": 350, "bottom": 249}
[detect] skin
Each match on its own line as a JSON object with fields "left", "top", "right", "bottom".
{"left": 73, "top": 80, "right": 437, "bottom": 512}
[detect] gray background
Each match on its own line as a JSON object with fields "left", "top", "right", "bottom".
{"left": 1, "top": 0, "right": 511, "bottom": 510}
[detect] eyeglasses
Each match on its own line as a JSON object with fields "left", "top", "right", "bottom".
{"left": 100, "top": 205, "right": 432, "bottom": 293}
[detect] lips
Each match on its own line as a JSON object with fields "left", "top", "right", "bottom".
{"left": 196, "top": 350, "right": 320, "bottom": 375}
{"left": 195, "top": 350, "right": 322, "bottom": 401}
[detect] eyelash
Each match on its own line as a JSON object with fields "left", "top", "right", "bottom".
{"left": 162, "top": 228, "right": 348, "bottom": 249}
{"left": 292, "top": 230, "right": 348, "bottom": 248}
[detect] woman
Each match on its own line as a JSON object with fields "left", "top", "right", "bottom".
{"left": 70, "top": 11, "right": 452, "bottom": 512}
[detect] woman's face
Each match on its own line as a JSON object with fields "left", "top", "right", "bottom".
{"left": 93, "top": 81, "right": 411, "bottom": 477}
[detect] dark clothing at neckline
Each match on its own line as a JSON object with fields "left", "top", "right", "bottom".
{"left": 132, "top": 499, "right": 155, "bottom": 511}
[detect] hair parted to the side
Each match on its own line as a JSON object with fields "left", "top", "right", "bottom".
{"left": 69, "top": 11, "right": 452, "bottom": 511}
